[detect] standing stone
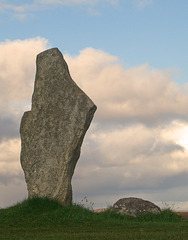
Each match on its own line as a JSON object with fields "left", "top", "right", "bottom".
{"left": 20, "top": 48, "right": 97, "bottom": 205}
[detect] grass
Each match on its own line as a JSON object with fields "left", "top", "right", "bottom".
{"left": 0, "top": 197, "right": 188, "bottom": 240}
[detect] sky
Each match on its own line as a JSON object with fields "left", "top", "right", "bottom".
{"left": 1, "top": 0, "right": 188, "bottom": 210}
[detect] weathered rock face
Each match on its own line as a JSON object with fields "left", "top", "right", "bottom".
{"left": 112, "top": 197, "right": 161, "bottom": 217}
{"left": 20, "top": 48, "right": 97, "bottom": 205}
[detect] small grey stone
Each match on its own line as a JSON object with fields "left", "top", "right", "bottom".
{"left": 20, "top": 48, "right": 97, "bottom": 205}
{"left": 112, "top": 197, "right": 161, "bottom": 217}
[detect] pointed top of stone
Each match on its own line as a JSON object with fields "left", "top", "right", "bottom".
{"left": 32, "top": 47, "right": 92, "bottom": 113}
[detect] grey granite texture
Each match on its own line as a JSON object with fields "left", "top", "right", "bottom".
{"left": 112, "top": 197, "right": 161, "bottom": 217}
{"left": 20, "top": 48, "right": 97, "bottom": 205}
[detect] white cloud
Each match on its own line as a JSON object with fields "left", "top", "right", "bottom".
{"left": 0, "top": 37, "right": 49, "bottom": 118}
{"left": 73, "top": 123, "right": 188, "bottom": 193}
{"left": 64, "top": 48, "right": 188, "bottom": 208}
{"left": 0, "top": 138, "right": 26, "bottom": 208}
{"left": 0, "top": 138, "right": 21, "bottom": 177}
{"left": 65, "top": 48, "right": 188, "bottom": 124}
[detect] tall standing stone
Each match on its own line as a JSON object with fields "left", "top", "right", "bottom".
{"left": 20, "top": 48, "right": 97, "bottom": 205}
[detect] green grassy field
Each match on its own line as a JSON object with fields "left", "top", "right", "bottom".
{"left": 0, "top": 197, "right": 188, "bottom": 240}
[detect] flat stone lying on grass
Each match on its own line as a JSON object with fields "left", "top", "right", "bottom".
{"left": 112, "top": 197, "right": 161, "bottom": 217}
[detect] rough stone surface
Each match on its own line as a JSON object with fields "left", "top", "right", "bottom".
{"left": 20, "top": 48, "right": 97, "bottom": 205}
{"left": 112, "top": 197, "right": 161, "bottom": 217}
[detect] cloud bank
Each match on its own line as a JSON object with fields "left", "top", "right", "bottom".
{"left": 65, "top": 48, "right": 188, "bottom": 125}
{"left": 0, "top": 38, "right": 48, "bottom": 207}
{"left": 0, "top": 38, "right": 48, "bottom": 112}
{"left": 65, "top": 48, "right": 188, "bottom": 208}
{"left": 1, "top": 38, "right": 188, "bottom": 209}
